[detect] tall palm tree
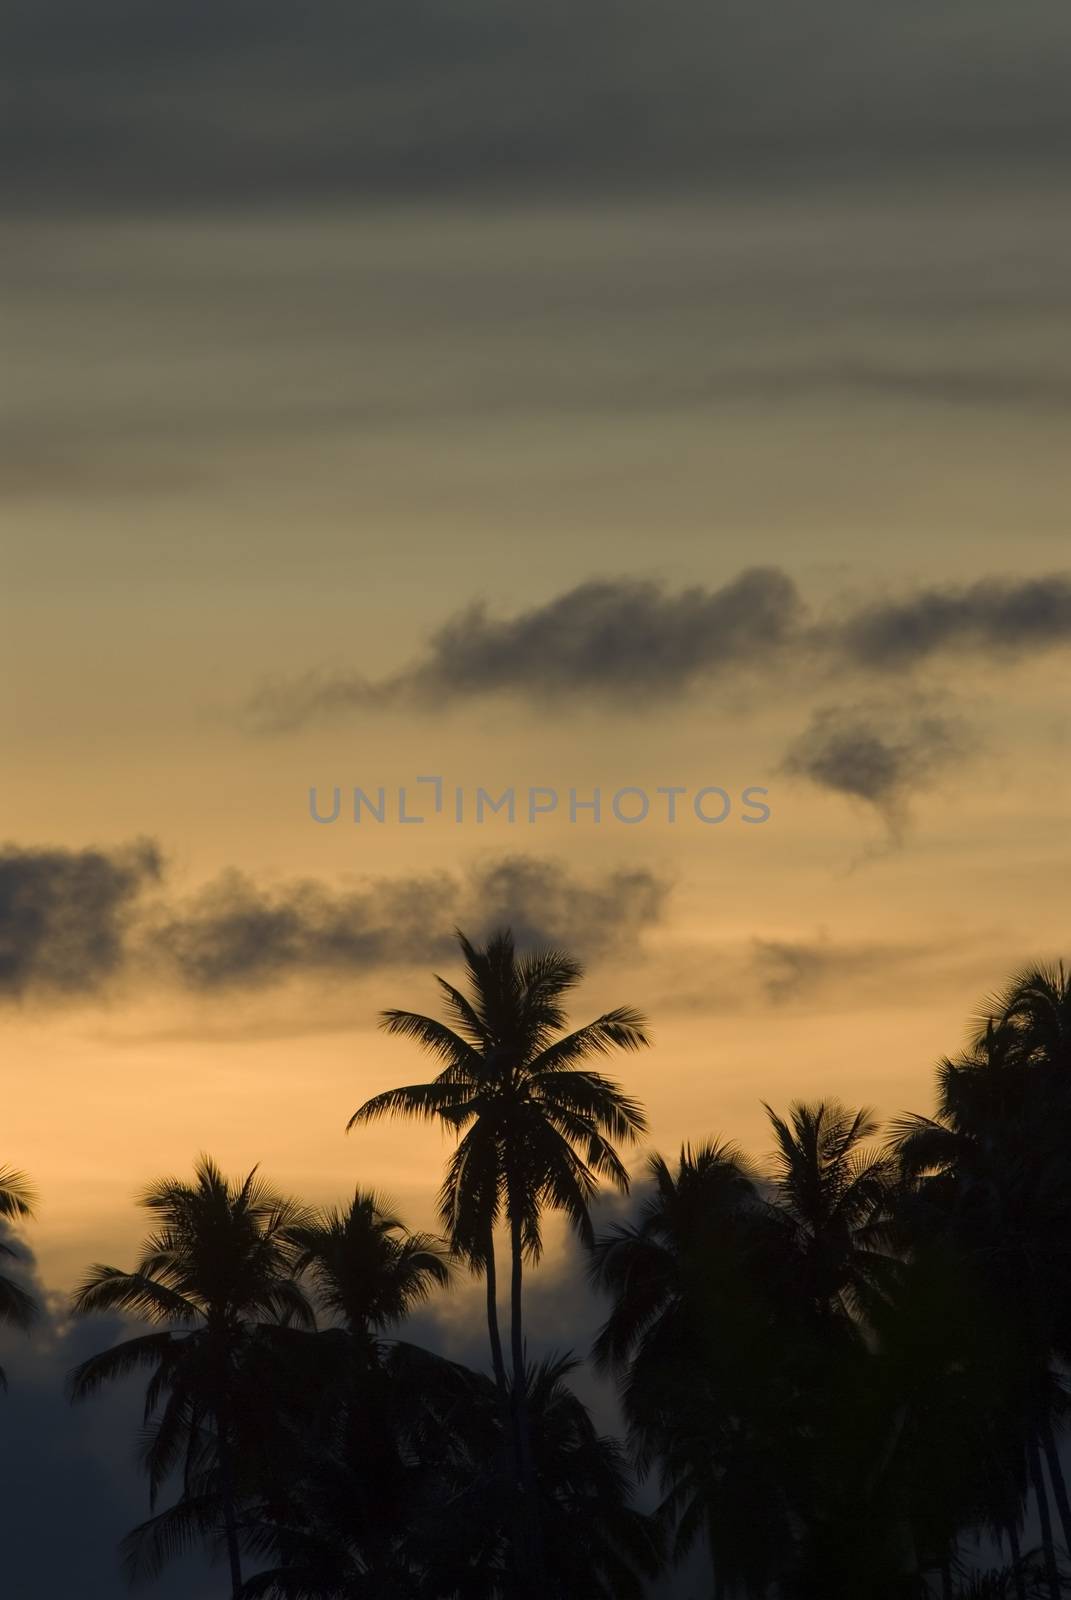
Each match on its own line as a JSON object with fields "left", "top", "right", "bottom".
{"left": 0, "top": 1166, "right": 38, "bottom": 1384}
{"left": 348, "top": 928, "right": 649, "bottom": 1588}
{"left": 67, "top": 1156, "right": 314, "bottom": 1598}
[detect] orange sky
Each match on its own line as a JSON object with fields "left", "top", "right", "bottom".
{"left": 4, "top": 190, "right": 1070, "bottom": 1295}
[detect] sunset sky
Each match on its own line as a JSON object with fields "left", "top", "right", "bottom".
{"left": 3, "top": 2, "right": 1071, "bottom": 1591}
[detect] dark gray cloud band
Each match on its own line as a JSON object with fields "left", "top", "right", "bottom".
{"left": 6, "top": 0, "right": 1071, "bottom": 212}
{"left": 245, "top": 569, "right": 1071, "bottom": 730}
{"left": 0, "top": 844, "right": 668, "bottom": 1003}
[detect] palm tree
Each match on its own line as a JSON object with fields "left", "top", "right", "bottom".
{"left": 592, "top": 1114, "right": 901, "bottom": 1597}
{"left": 0, "top": 1166, "right": 38, "bottom": 1384}
{"left": 348, "top": 927, "right": 649, "bottom": 1589}
{"left": 890, "top": 1022, "right": 1071, "bottom": 1600}
{"left": 763, "top": 1099, "right": 897, "bottom": 1324}
{"left": 240, "top": 1349, "right": 662, "bottom": 1600}
{"left": 235, "top": 1197, "right": 452, "bottom": 1600}
{"left": 591, "top": 1141, "right": 786, "bottom": 1597}
{"left": 288, "top": 1187, "right": 451, "bottom": 1353}
{"left": 67, "top": 1156, "right": 314, "bottom": 1598}
{"left": 971, "top": 962, "right": 1071, "bottom": 1073}
{"left": 394, "top": 1351, "right": 662, "bottom": 1600}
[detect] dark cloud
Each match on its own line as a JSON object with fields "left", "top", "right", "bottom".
{"left": 148, "top": 856, "right": 669, "bottom": 991}
{"left": 782, "top": 702, "right": 969, "bottom": 824}
{"left": 0, "top": 844, "right": 667, "bottom": 1003}
{"left": 465, "top": 857, "right": 667, "bottom": 962}
{"left": 146, "top": 867, "right": 459, "bottom": 990}
{"left": 245, "top": 570, "right": 1071, "bottom": 728}
{"left": 246, "top": 568, "right": 800, "bottom": 730}
{"left": 0, "top": 841, "right": 161, "bottom": 999}
{"left": 5, "top": 0, "right": 1071, "bottom": 212}
{"left": 838, "top": 574, "right": 1071, "bottom": 669}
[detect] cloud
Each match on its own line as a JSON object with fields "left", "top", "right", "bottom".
{"left": 781, "top": 701, "right": 970, "bottom": 827}
{"left": 838, "top": 574, "right": 1071, "bottom": 669}
{"left": 244, "top": 570, "right": 1071, "bottom": 729}
{"left": 6, "top": 0, "right": 1071, "bottom": 212}
{"left": 147, "top": 856, "right": 668, "bottom": 991}
{"left": 0, "top": 841, "right": 162, "bottom": 999}
{"left": 0, "top": 844, "right": 668, "bottom": 1003}
{"left": 750, "top": 934, "right": 929, "bottom": 1005}
{"left": 245, "top": 568, "right": 803, "bottom": 729}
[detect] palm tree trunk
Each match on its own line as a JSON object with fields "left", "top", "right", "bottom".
{"left": 508, "top": 1209, "right": 533, "bottom": 1484}
{"left": 484, "top": 1226, "right": 509, "bottom": 1395}
{"left": 1028, "top": 1431, "right": 1062, "bottom": 1600}
{"left": 216, "top": 1416, "right": 244, "bottom": 1599}
{"left": 1040, "top": 1411, "right": 1071, "bottom": 1555}
{"left": 1007, "top": 1517, "right": 1028, "bottom": 1600}
{"left": 509, "top": 1208, "right": 525, "bottom": 1393}
{"left": 508, "top": 1203, "right": 553, "bottom": 1598}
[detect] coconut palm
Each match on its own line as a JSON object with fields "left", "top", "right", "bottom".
{"left": 0, "top": 1166, "right": 38, "bottom": 1384}
{"left": 592, "top": 1141, "right": 797, "bottom": 1596}
{"left": 288, "top": 1188, "right": 451, "bottom": 1351}
{"left": 396, "top": 1351, "right": 662, "bottom": 1600}
{"left": 229, "top": 1190, "right": 454, "bottom": 1592}
{"left": 763, "top": 1099, "right": 898, "bottom": 1324}
{"left": 67, "top": 1156, "right": 314, "bottom": 1598}
{"left": 592, "top": 1113, "right": 902, "bottom": 1597}
{"left": 348, "top": 927, "right": 649, "bottom": 1589}
{"left": 972, "top": 962, "right": 1071, "bottom": 1073}
{"left": 239, "top": 1349, "right": 661, "bottom": 1600}
{"left": 890, "top": 1022, "right": 1071, "bottom": 1600}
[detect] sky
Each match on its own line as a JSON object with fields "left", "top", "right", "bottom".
{"left": 3, "top": 1, "right": 1071, "bottom": 1593}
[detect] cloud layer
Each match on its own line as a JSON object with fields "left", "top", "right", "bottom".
{"left": 7, "top": 0, "right": 1071, "bottom": 211}
{"left": 0, "top": 845, "right": 668, "bottom": 1004}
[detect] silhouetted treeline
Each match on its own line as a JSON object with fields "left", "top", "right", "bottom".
{"left": 5, "top": 938, "right": 1071, "bottom": 1599}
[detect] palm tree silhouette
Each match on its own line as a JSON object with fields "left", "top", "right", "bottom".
{"left": 287, "top": 1187, "right": 450, "bottom": 1352}
{"left": 593, "top": 1110, "right": 901, "bottom": 1597}
{"left": 763, "top": 1098, "right": 896, "bottom": 1323}
{"left": 238, "top": 1192, "right": 453, "bottom": 1597}
{"left": 0, "top": 1166, "right": 38, "bottom": 1384}
{"left": 591, "top": 1141, "right": 787, "bottom": 1596}
{"left": 890, "top": 1016, "right": 1071, "bottom": 1600}
{"left": 348, "top": 927, "right": 649, "bottom": 1590}
{"left": 67, "top": 1156, "right": 314, "bottom": 1598}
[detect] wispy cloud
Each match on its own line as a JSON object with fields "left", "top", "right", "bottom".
{"left": 244, "top": 568, "right": 803, "bottom": 730}
{"left": 0, "top": 844, "right": 669, "bottom": 1004}
{"left": 781, "top": 700, "right": 971, "bottom": 831}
